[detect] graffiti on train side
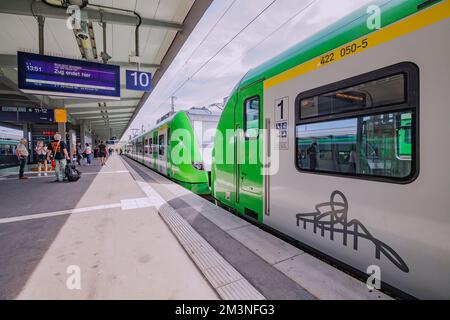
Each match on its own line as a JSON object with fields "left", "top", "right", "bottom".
{"left": 295, "top": 191, "right": 409, "bottom": 273}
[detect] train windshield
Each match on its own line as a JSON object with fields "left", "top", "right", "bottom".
{"left": 190, "top": 116, "right": 220, "bottom": 171}
{"left": 192, "top": 120, "right": 218, "bottom": 147}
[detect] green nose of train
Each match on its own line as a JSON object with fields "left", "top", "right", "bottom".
{"left": 126, "top": 107, "right": 220, "bottom": 195}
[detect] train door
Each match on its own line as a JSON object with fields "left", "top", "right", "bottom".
{"left": 152, "top": 131, "right": 158, "bottom": 170}
{"left": 141, "top": 136, "right": 145, "bottom": 161}
{"left": 166, "top": 127, "right": 171, "bottom": 177}
{"left": 137, "top": 137, "right": 144, "bottom": 161}
{"left": 158, "top": 128, "right": 168, "bottom": 175}
{"left": 235, "top": 82, "right": 264, "bottom": 221}
{"left": 148, "top": 137, "right": 154, "bottom": 167}
{"left": 144, "top": 135, "right": 149, "bottom": 165}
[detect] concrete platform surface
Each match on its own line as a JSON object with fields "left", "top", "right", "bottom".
{"left": 0, "top": 154, "right": 392, "bottom": 300}
{"left": 0, "top": 156, "right": 217, "bottom": 300}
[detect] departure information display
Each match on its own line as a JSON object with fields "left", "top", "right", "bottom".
{"left": 0, "top": 106, "right": 54, "bottom": 123}
{"left": 17, "top": 52, "right": 121, "bottom": 100}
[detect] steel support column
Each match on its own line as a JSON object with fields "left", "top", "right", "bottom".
{"left": 38, "top": 16, "right": 45, "bottom": 54}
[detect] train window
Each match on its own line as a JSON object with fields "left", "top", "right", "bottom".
{"left": 295, "top": 62, "right": 419, "bottom": 183}
{"left": 149, "top": 138, "right": 153, "bottom": 154}
{"left": 137, "top": 141, "right": 143, "bottom": 155}
{"left": 159, "top": 135, "right": 165, "bottom": 156}
{"left": 244, "top": 96, "right": 260, "bottom": 139}
{"left": 144, "top": 139, "right": 149, "bottom": 154}
{"left": 396, "top": 113, "right": 412, "bottom": 160}
{"left": 300, "top": 74, "right": 406, "bottom": 120}
{"left": 0, "top": 144, "right": 14, "bottom": 155}
{"left": 297, "top": 112, "right": 414, "bottom": 178}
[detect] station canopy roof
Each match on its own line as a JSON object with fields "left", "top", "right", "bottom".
{"left": 0, "top": 0, "right": 212, "bottom": 141}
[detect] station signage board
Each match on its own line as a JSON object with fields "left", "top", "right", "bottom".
{"left": 17, "top": 52, "right": 121, "bottom": 100}
{"left": 54, "top": 108, "right": 67, "bottom": 123}
{"left": 42, "top": 131, "right": 57, "bottom": 136}
{"left": 0, "top": 106, "right": 54, "bottom": 123}
{"left": 126, "top": 70, "right": 152, "bottom": 92}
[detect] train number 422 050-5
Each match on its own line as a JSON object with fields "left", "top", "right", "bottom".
{"left": 320, "top": 52, "right": 335, "bottom": 65}
{"left": 319, "top": 38, "right": 369, "bottom": 66}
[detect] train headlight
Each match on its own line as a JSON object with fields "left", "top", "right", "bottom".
{"left": 192, "top": 162, "right": 204, "bottom": 171}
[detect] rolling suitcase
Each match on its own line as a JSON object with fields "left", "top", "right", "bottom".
{"left": 65, "top": 163, "right": 81, "bottom": 182}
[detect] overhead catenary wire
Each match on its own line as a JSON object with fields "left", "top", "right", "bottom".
{"left": 152, "top": 0, "right": 279, "bottom": 116}
{"left": 196, "top": 0, "right": 387, "bottom": 107}
{"left": 154, "top": 0, "right": 319, "bottom": 115}
{"left": 171, "top": 0, "right": 278, "bottom": 96}
{"left": 155, "top": 0, "right": 240, "bottom": 92}
{"left": 126, "top": 0, "right": 324, "bottom": 138}
{"left": 184, "top": 0, "right": 239, "bottom": 64}
{"left": 195, "top": 0, "right": 320, "bottom": 107}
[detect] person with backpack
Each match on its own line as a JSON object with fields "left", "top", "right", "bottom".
{"left": 47, "top": 133, "right": 70, "bottom": 182}
{"left": 35, "top": 140, "right": 48, "bottom": 177}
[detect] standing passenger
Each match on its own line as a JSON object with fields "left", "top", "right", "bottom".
{"left": 35, "top": 140, "right": 48, "bottom": 176}
{"left": 98, "top": 141, "right": 108, "bottom": 166}
{"left": 76, "top": 142, "right": 83, "bottom": 166}
{"left": 348, "top": 145, "right": 358, "bottom": 174}
{"left": 47, "top": 133, "right": 70, "bottom": 182}
{"left": 85, "top": 143, "right": 92, "bottom": 165}
{"left": 16, "top": 138, "right": 29, "bottom": 180}
{"left": 307, "top": 142, "right": 319, "bottom": 171}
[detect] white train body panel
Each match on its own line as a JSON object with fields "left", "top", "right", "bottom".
{"left": 263, "top": 18, "right": 450, "bottom": 299}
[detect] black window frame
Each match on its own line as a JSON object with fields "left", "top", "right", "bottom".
{"left": 144, "top": 138, "right": 149, "bottom": 154}
{"left": 294, "top": 62, "right": 419, "bottom": 184}
{"left": 244, "top": 95, "right": 261, "bottom": 140}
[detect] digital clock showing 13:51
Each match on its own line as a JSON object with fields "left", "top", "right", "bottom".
{"left": 25, "top": 62, "right": 42, "bottom": 73}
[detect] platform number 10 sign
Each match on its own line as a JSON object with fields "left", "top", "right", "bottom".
{"left": 126, "top": 70, "right": 152, "bottom": 92}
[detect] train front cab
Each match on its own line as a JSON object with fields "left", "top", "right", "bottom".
{"left": 127, "top": 110, "right": 217, "bottom": 196}
{"left": 212, "top": 82, "right": 265, "bottom": 222}
{"left": 167, "top": 111, "right": 212, "bottom": 195}
{"left": 213, "top": 1, "right": 450, "bottom": 299}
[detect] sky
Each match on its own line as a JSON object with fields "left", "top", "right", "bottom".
{"left": 122, "top": 0, "right": 373, "bottom": 140}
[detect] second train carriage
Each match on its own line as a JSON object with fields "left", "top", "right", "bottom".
{"left": 127, "top": 108, "right": 220, "bottom": 195}
{"left": 0, "top": 139, "right": 20, "bottom": 168}
{"left": 211, "top": 0, "right": 450, "bottom": 299}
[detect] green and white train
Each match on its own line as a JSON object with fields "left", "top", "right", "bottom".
{"left": 126, "top": 108, "right": 220, "bottom": 195}
{"left": 128, "top": 0, "right": 450, "bottom": 299}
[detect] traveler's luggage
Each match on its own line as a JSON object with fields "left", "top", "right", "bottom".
{"left": 65, "top": 164, "right": 81, "bottom": 182}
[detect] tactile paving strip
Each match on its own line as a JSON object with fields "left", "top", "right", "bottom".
{"left": 123, "top": 160, "right": 265, "bottom": 300}
{"left": 159, "top": 203, "right": 265, "bottom": 300}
